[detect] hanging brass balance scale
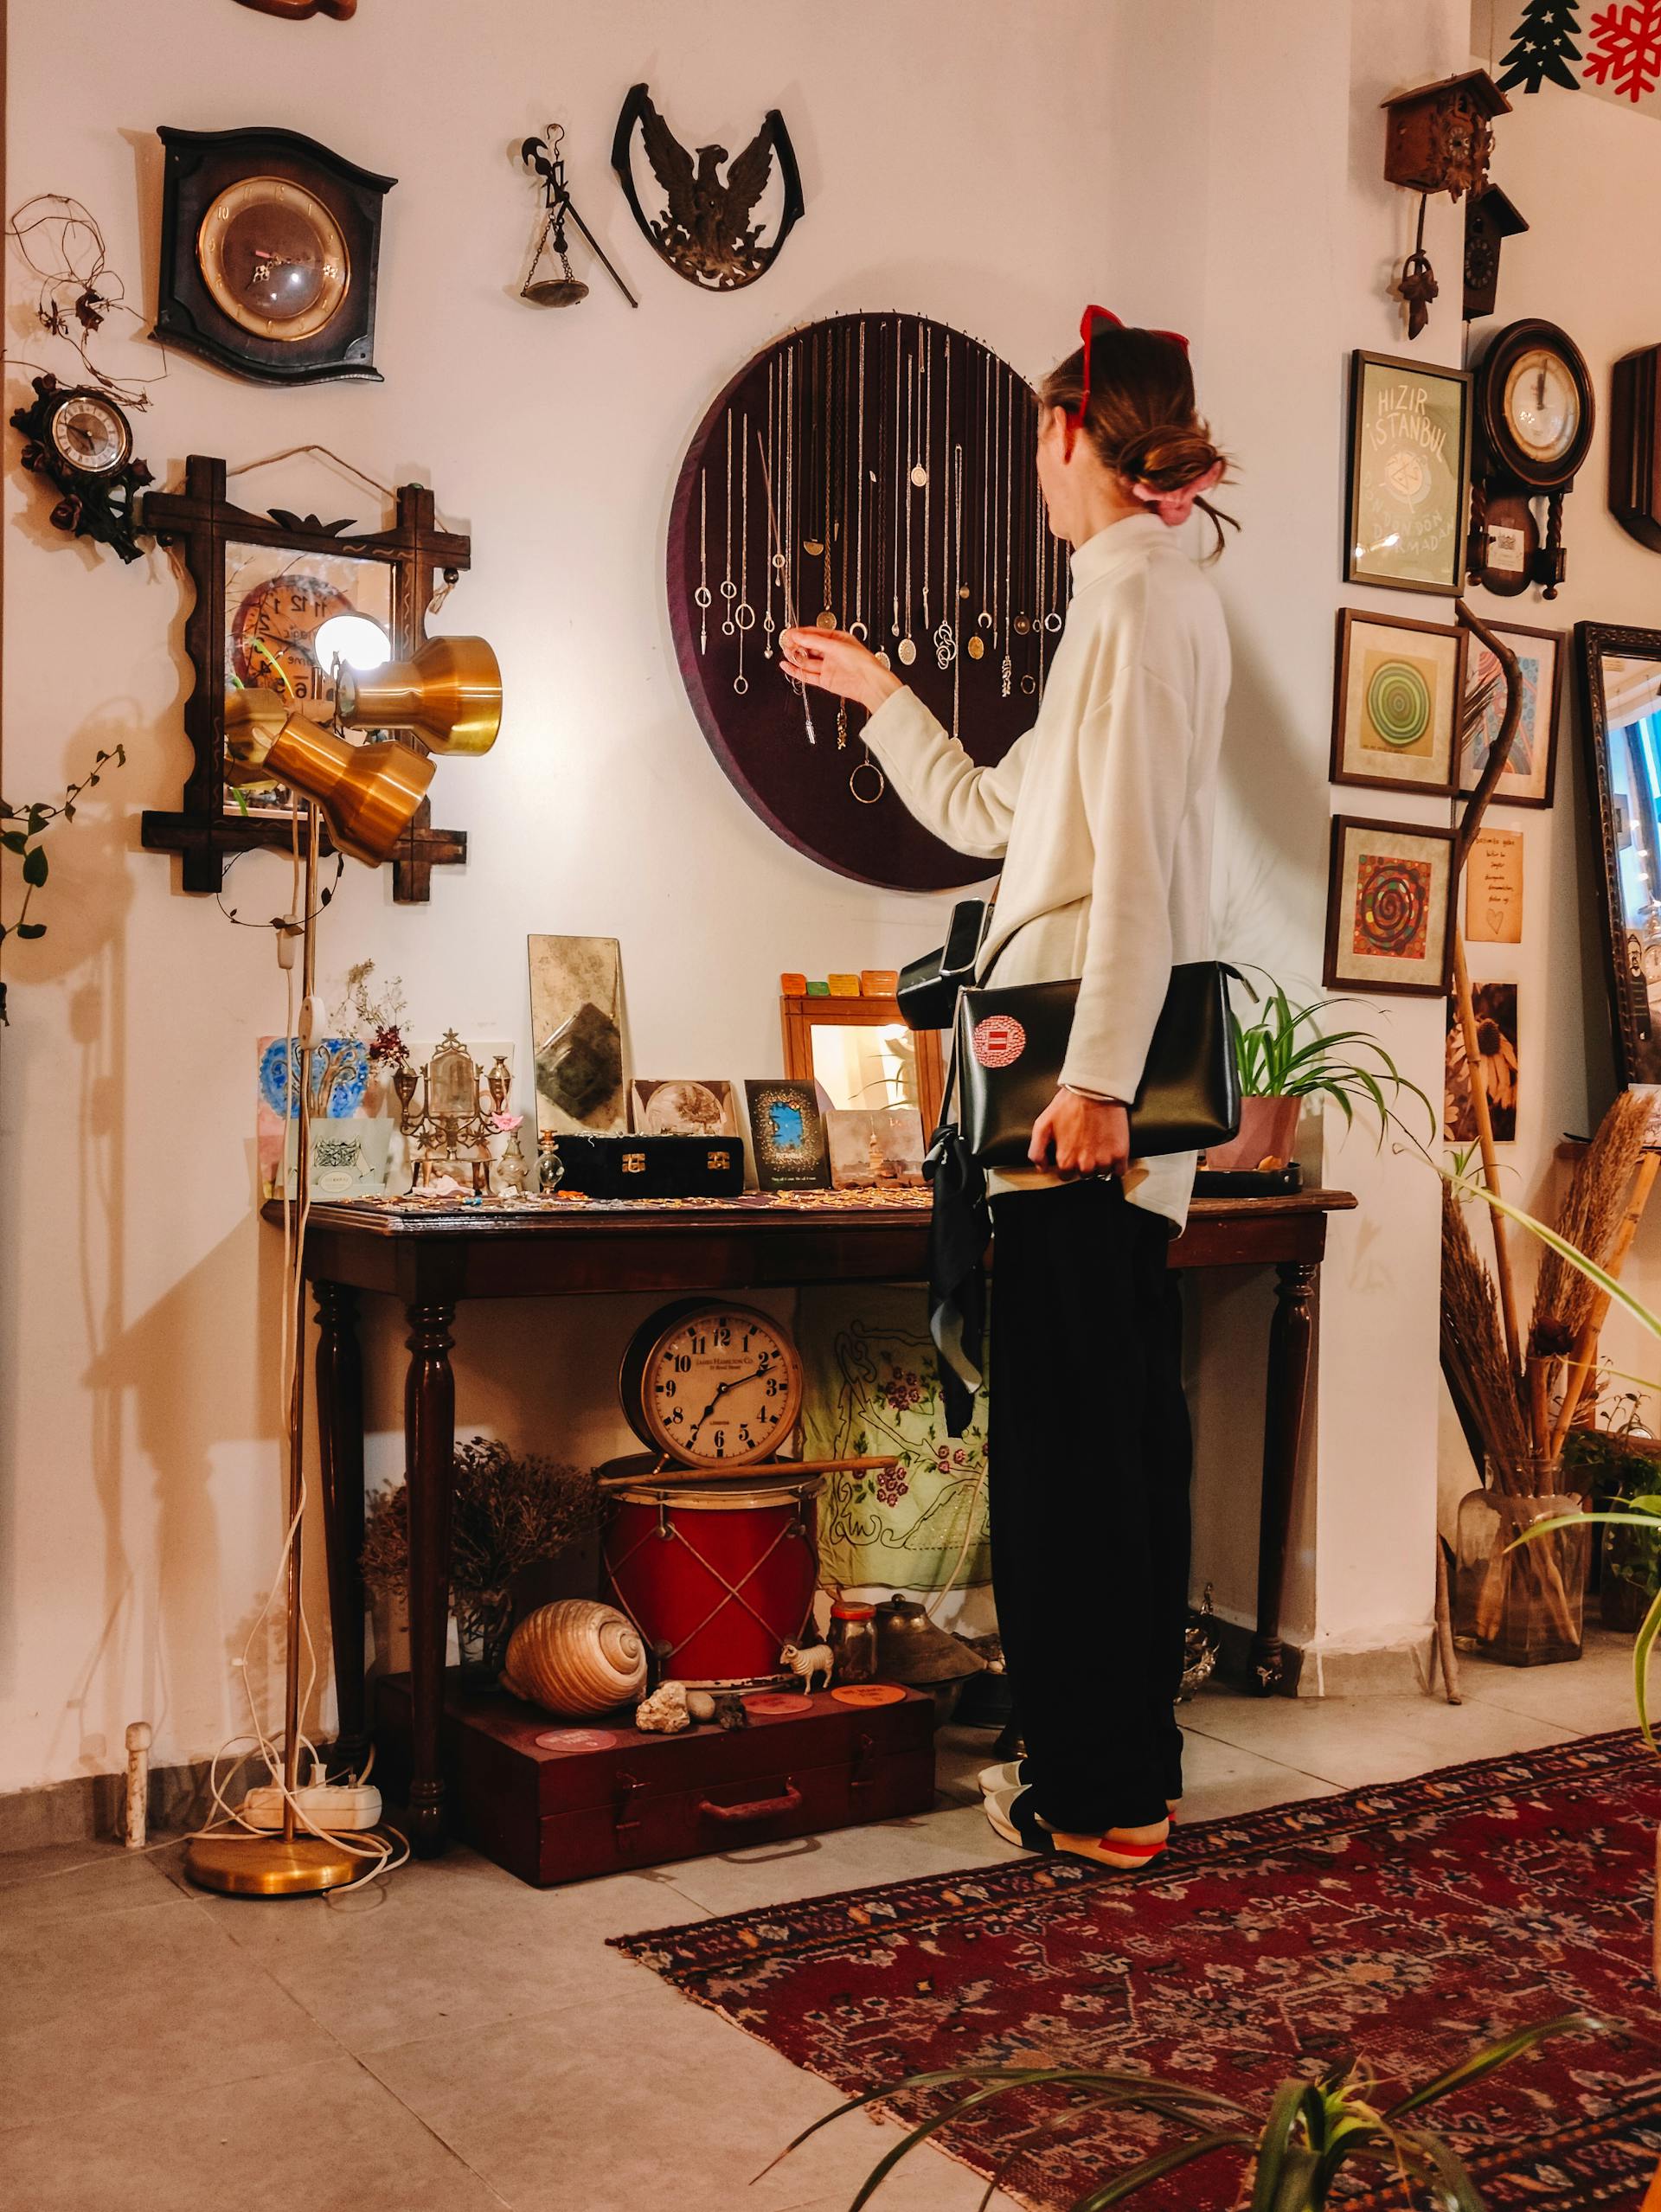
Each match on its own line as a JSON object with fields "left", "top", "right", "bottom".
{"left": 520, "top": 125, "right": 638, "bottom": 310}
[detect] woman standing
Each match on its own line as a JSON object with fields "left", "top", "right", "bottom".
{"left": 780, "top": 311, "right": 1233, "bottom": 1871}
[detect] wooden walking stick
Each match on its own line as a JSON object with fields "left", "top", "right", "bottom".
{"left": 1451, "top": 601, "right": 1526, "bottom": 1386}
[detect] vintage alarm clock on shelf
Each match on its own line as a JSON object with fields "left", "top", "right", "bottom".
{"left": 618, "top": 1298, "right": 805, "bottom": 1469}
{"left": 10, "top": 375, "right": 151, "bottom": 563}
{"left": 1467, "top": 317, "right": 1594, "bottom": 599}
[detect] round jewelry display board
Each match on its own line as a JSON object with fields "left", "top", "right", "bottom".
{"left": 667, "top": 312, "right": 1068, "bottom": 891}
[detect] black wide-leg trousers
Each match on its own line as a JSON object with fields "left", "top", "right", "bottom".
{"left": 987, "top": 1177, "right": 1191, "bottom": 1833}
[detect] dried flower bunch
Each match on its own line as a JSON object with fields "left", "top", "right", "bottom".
{"left": 330, "top": 958, "right": 410, "bottom": 1066}
{"left": 361, "top": 1438, "right": 599, "bottom": 1669}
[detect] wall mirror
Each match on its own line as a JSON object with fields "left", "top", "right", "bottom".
{"left": 1579, "top": 621, "right": 1661, "bottom": 1084}
{"left": 779, "top": 991, "right": 946, "bottom": 1138}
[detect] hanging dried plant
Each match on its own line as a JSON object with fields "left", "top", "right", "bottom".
{"left": 1532, "top": 1087, "right": 1658, "bottom": 1350}
{"left": 1440, "top": 1180, "right": 1533, "bottom": 1487}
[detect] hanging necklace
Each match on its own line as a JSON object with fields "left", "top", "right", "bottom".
{"left": 785, "top": 342, "right": 798, "bottom": 637}
{"left": 890, "top": 320, "right": 904, "bottom": 642}
{"left": 920, "top": 332, "right": 933, "bottom": 639}
{"left": 968, "top": 352, "right": 991, "bottom": 659}
{"left": 802, "top": 327, "right": 824, "bottom": 560}
{"left": 816, "top": 324, "right": 837, "bottom": 628}
{"left": 757, "top": 423, "right": 817, "bottom": 747}
{"left": 950, "top": 445, "right": 964, "bottom": 736}
{"left": 695, "top": 467, "right": 711, "bottom": 655}
{"left": 721, "top": 413, "right": 737, "bottom": 635}
{"left": 761, "top": 360, "right": 776, "bottom": 659}
{"left": 873, "top": 317, "right": 892, "bottom": 670}
{"left": 911, "top": 317, "right": 929, "bottom": 487}
{"left": 899, "top": 352, "right": 917, "bottom": 665}
{"left": 1022, "top": 438, "right": 1039, "bottom": 695}
{"left": 850, "top": 318, "right": 868, "bottom": 641}
{"left": 1000, "top": 370, "right": 1014, "bottom": 699}
{"left": 933, "top": 337, "right": 956, "bottom": 670}
{"left": 734, "top": 414, "right": 754, "bottom": 695}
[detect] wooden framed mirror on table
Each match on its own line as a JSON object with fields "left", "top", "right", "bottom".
{"left": 779, "top": 990, "right": 946, "bottom": 1141}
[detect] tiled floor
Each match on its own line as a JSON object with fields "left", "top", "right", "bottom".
{"left": 0, "top": 1632, "right": 1639, "bottom": 2210}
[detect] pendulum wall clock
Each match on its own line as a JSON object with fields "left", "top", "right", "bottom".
{"left": 151, "top": 125, "right": 393, "bottom": 383}
{"left": 1467, "top": 317, "right": 1594, "bottom": 599}
{"left": 140, "top": 457, "right": 471, "bottom": 901}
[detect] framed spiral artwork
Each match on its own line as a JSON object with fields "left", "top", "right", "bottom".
{"left": 666, "top": 313, "right": 1063, "bottom": 891}
{"left": 1330, "top": 608, "right": 1465, "bottom": 795}
{"left": 1324, "top": 815, "right": 1456, "bottom": 997}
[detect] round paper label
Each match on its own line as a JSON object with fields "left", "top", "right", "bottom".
{"left": 830, "top": 1683, "right": 907, "bottom": 1707}
{"left": 743, "top": 1692, "right": 811, "bottom": 1716}
{"left": 972, "top": 1014, "right": 1026, "bottom": 1070}
{"left": 534, "top": 1728, "right": 619, "bottom": 1753}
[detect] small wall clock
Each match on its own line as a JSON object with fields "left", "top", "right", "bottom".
{"left": 1468, "top": 317, "right": 1594, "bottom": 599}
{"left": 10, "top": 374, "right": 152, "bottom": 563}
{"left": 151, "top": 125, "right": 394, "bottom": 383}
{"left": 618, "top": 1299, "right": 805, "bottom": 1469}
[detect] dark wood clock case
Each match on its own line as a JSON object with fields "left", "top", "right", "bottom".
{"left": 151, "top": 124, "right": 393, "bottom": 385}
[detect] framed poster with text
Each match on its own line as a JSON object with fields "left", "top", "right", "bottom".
{"left": 1344, "top": 351, "right": 1473, "bottom": 596}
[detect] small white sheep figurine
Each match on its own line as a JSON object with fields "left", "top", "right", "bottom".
{"left": 779, "top": 1639, "right": 833, "bottom": 1694}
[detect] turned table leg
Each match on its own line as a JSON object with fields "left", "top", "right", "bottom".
{"left": 405, "top": 1300, "right": 457, "bottom": 1854}
{"left": 314, "top": 1282, "right": 367, "bottom": 1776}
{"left": 1252, "top": 1259, "right": 1318, "bottom": 1696}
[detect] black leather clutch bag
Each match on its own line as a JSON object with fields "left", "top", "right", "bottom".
{"left": 954, "top": 964, "right": 1241, "bottom": 1167}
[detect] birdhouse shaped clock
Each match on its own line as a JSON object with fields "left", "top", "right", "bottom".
{"left": 1468, "top": 318, "right": 1594, "bottom": 599}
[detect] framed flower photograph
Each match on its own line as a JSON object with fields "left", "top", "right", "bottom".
{"left": 1324, "top": 815, "right": 1457, "bottom": 997}
{"left": 1330, "top": 609, "right": 1466, "bottom": 795}
{"left": 1459, "top": 620, "right": 1563, "bottom": 809}
{"left": 1344, "top": 351, "right": 1473, "bottom": 595}
{"left": 1445, "top": 982, "right": 1518, "bottom": 1144}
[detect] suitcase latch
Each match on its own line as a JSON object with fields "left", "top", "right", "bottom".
{"left": 850, "top": 1728, "right": 877, "bottom": 1803}
{"left": 613, "top": 1768, "right": 647, "bottom": 1845}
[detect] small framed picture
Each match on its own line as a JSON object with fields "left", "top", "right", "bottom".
{"left": 825, "top": 1106, "right": 927, "bottom": 1190}
{"left": 1330, "top": 609, "right": 1465, "bottom": 795}
{"left": 1459, "top": 620, "right": 1562, "bottom": 809}
{"left": 630, "top": 1078, "right": 738, "bottom": 1137}
{"left": 1344, "top": 350, "right": 1473, "bottom": 596}
{"left": 744, "top": 1080, "right": 830, "bottom": 1189}
{"left": 1445, "top": 982, "right": 1518, "bottom": 1145}
{"left": 1324, "top": 814, "right": 1457, "bottom": 997}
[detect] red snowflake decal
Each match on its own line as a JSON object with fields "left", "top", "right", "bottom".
{"left": 1586, "top": 2, "right": 1661, "bottom": 100}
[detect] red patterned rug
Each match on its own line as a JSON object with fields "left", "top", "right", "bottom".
{"left": 613, "top": 1731, "right": 1661, "bottom": 2209}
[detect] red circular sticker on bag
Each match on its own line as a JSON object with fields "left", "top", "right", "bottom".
{"left": 972, "top": 1014, "right": 1026, "bottom": 1069}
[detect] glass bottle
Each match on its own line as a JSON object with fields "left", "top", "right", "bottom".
{"left": 825, "top": 1599, "right": 877, "bottom": 1684}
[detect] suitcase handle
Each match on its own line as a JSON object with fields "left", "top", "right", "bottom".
{"left": 699, "top": 1779, "right": 802, "bottom": 1824}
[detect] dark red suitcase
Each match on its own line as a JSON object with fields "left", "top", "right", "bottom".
{"left": 374, "top": 1672, "right": 938, "bottom": 1888}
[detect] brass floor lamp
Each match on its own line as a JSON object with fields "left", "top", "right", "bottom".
{"left": 185, "top": 638, "right": 502, "bottom": 1897}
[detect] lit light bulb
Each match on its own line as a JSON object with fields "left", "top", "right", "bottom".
{"left": 313, "top": 614, "right": 392, "bottom": 674}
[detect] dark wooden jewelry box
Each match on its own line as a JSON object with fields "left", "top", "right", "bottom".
{"left": 375, "top": 1672, "right": 937, "bottom": 1888}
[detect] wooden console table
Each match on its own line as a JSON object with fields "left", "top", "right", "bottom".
{"left": 280, "top": 1187, "right": 1355, "bottom": 1854}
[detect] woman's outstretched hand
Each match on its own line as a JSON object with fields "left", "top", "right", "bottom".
{"left": 1029, "top": 1090, "right": 1131, "bottom": 1177}
{"left": 779, "top": 626, "right": 903, "bottom": 717}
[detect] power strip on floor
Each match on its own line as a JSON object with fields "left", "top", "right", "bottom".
{"left": 240, "top": 1782, "right": 383, "bottom": 1832}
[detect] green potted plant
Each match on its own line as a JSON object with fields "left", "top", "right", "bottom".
{"left": 786, "top": 2013, "right": 1606, "bottom": 2209}
{"left": 1205, "top": 971, "right": 1433, "bottom": 1173}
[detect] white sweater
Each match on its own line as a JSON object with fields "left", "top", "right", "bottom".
{"left": 863, "top": 511, "right": 1231, "bottom": 1229}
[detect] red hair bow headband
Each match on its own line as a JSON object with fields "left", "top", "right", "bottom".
{"left": 1067, "top": 303, "right": 1190, "bottom": 431}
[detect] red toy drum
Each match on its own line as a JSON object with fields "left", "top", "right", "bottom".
{"left": 601, "top": 1473, "right": 822, "bottom": 1688}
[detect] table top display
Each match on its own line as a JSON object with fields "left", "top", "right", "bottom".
{"left": 668, "top": 311, "right": 1067, "bottom": 891}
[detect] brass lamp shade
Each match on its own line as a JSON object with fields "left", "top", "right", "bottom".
{"left": 224, "top": 692, "right": 434, "bottom": 865}
{"left": 335, "top": 635, "right": 502, "bottom": 756}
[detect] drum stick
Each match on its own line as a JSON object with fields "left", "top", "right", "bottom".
{"left": 600, "top": 1454, "right": 899, "bottom": 1486}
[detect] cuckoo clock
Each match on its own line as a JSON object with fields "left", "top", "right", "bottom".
{"left": 139, "top": 456, "right": 471, "bottom": 900}
{"left": 1468, "top": 318, "right": 1594, "bottom": 599}
{"left": 1464, "top": 184, "right": 1530, "bottom": 322}
{"left": 1382, "top": 70, "right": 1510, "bottom": 339}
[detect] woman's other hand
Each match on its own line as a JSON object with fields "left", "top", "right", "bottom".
{"left": 1029, "top": 1090, "right": 1131, "bottom": 1177}
{"left": 779, "top": 626, "right": 902, "bottom": 716}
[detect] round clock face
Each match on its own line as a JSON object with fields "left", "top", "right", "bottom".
{"left": 197, "top": 176, "right": 351, "bottom": 342}
{"left": 1503, "top": 347, "right": 1581, "bottom": 468}
{"left": 232, "top": 574, "right": 357, "bottom": 718}
{"left": 624, "top": 1302, "right": 803, "bottom": 1468}
{"left": 49, "top": 393, "right": 131, "bottom": 477}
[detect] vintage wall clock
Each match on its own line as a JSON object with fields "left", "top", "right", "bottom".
{"left": 151, "top": 125, "right": 394, "bottom": 383}
{"left": 140, "top": 454, "right": 471, "bottom": 900}
{"left": 10, "top": 374, "right": 152, "bottom": 563}
{"left": 619, "top": 1299, "right": 805, "bottom": 1469}
{"left": 1468, "top": 318, "right": 1594, "bottom": 599}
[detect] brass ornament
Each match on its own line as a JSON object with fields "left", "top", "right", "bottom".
{"left": 223, "top": 690, "right": 433, "bottom": 865}
{"left": 520, "top": 124, "right": 637, "bottom": 311}
{"left": 611, "top": 83, "right": 804, "bottom": 293}
{"left": 335, "top": 634, "right": 503, "bottom": 755}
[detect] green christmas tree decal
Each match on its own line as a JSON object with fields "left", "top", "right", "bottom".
{"left": 1497, "top": 0, "right": 1584, "bottom": 92}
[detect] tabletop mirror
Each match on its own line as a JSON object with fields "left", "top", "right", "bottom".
{"left": 1580, "top": 621, "right": 1661, "bottom": 1084}
{"left": 779, "top": 991, "right": 946, "bottom": 1138}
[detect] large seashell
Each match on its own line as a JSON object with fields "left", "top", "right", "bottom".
{"left": 501, "top": 1600, "right": 647, "bottom": 1717}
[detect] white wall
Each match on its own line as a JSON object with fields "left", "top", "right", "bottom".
{"left": 3, "top": 0, "right": 1515, "bottom": 1794}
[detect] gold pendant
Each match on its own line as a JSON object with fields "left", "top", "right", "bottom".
{"left": 897, "top": 637, "right": 916, "bottom": 665}
{"left": 874, "top": 649, "right": 891, "bottom": 670}
{"left": 803, "top": 537, "right": 824, "bottom": 557}
{"left": 816, "top": 610, "right": 837, "bottom": 631}
{"left": 966, "top": 635, "right": 984, "bottom": 660}
{"left": 910, "top": 464, "right": 927, "bottom": 488}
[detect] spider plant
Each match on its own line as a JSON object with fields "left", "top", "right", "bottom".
{"left": 783, "top": 2012, "right": 1606, "bottom": 2209}
{"left": 1230, "top": 969, "right": 1433, "bottom": 1144}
